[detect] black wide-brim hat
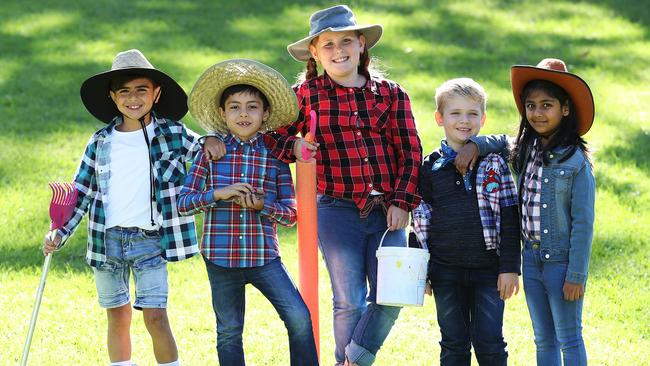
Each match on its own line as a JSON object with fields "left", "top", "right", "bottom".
{"left": 80, "top": 49, "right": 188, "bottom": 123}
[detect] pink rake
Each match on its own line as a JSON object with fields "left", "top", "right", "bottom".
{"left": 21, "top": 182, "right": 78, "bottom": 366}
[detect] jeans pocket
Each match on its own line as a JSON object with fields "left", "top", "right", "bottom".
{"left": 318, "top": 195, "right": 339, "bottom": 207}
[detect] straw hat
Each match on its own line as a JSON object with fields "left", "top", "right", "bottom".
{"left": 188, "top": 59, "right": 298, "bottom": 134}
{"left": 511, "top": 58, "right": 595, "bottom": 135}
{"left": 287, "top": 5, "right": 383, "bottom": 61}
{"left": 80, "top": 49, "right": 187, "bottom": 123}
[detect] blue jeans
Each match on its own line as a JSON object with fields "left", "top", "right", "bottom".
{"left": 317, "top": 195, "right": 403, "bottom": 366}
{"left": 203, "top": 257, "right": 318, "bottom": 366}
{"left": 430, "top": 264, "right": 507, "bottom": 366}
{"left": 94, "top": 226, "right": 167, "bottom": 310}
{"left": 523, "top": 243, "right": 587, "bottom": 365}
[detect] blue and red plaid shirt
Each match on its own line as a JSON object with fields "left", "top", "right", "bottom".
{"left": 177, "top": 133, "right": 296, "bottom": 268}
{"left": 264, "top": 74, "right": 422, "bottom": 212}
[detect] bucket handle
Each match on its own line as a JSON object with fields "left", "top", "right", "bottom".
{"left": 377, "top": 227, "right": 427, "bottom": 250}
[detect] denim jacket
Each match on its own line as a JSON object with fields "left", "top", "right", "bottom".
{"left": 471, "top": 135, "right": 595, "bottom": 285}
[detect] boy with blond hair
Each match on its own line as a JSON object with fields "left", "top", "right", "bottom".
{"left": 410, "top": 78, "right": 520, "bottom": 365}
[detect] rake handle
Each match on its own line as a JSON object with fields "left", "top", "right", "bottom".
{"left": 20, "top": 230, "right": 56, "bottom": 366}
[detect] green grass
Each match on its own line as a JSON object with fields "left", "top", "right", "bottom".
{"left": 1, "top": 0, "right": 649, "bottom": 364}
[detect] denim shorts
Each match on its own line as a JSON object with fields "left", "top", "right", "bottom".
{"left": 93, "top": 226, "right": 168, "bottom": 310}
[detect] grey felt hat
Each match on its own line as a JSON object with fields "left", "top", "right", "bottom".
{"left": 80, "top": 49, "right": 188, "bottom": 123}
{"left": 287, "top": 5, "right": 383, "bottom": 61}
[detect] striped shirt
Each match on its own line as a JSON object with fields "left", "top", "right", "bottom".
{"left": 177, "top": 134, "right": 296, "bottom": 268}
{"left": 521, "top": 140, "right": 543, "bottom": 242}
{"left": 264, "top": 74, "right": 422, "bottom": 212}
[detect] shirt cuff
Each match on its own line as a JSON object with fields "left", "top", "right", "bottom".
{"left": 565, "top": 270, "right": 587, "bottom": 285}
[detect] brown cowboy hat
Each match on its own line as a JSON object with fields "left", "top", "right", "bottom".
{"left": 80, "top": 49, "right": 188, "bottom": 123}
{"left": 511, "top": 58, "right": 595, "bottom": 135}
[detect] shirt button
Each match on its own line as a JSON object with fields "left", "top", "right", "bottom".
{"left": 356, "top": 131, "right": 361, "bottom": 136}
{"left": 549, "top": 154, "right": 554, "bottom": 159}
{"left": 354, "top": 111, "right": 358, "bottom": 116}
{"left": 240, "top": 173, "right": 244, "bottom": 177}
{"left": 545, "top": 254, "right": 550, "bottom": 259}
{"left": 368, "top": 184, "right": 373, "bottom": 188}
{"left": 240, "top": 214, "right": 243, "bottom": 218}
{"left": 544, "top": 178, "right": 549, "bottom": 183}
{"left": 543, "top": 229, "right": 548, "bottom": 234}
{"left": 364, "top": 157, "right": 369, "bottom": 162}
{"left": 239, "top": 236, "right": 243, "bottom": 239}
{"left": 542, "top": 203, "right": 547, "bottom": 208}
{"left": 560, "top": 170, "right": 565, "bottom": 175}
{"left": 456, "top": 181, "right": 461, "bottom": 185}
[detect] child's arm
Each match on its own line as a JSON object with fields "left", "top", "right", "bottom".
{"left": 565, "top": 161, "right": 596, "bottom": 294}
{"left": 455, "top": 134, "right": 512, "bottom": 176}
{"left": 177, "top": 151, "right": 217, "bottom": 216}
{"left": 43, "top": 136, "right": 99, "bottom": 253}
{"left": 181, "top": 125, "right": 226, "bottom": 162}
{"left": 388, "top": 84, "right": 422, "bottom": 214}
{"left": 495, "top": 155, "right": 521, "bottom": 300}
{"left": 258, "top": 161, "right": 297, "bottom": 227}
{"left": 264, "top": 86, "right": 310, "bottom": 163}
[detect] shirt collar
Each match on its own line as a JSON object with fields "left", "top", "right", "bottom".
{"left": 224, "top": 132, "right": 263, "bottom": 147}
{"left": 321, "top": 73, "right": 379, "bottom": 95}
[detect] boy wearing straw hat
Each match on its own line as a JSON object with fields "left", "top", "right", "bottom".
{"left": 42, "top": 49, "right": 224, "bottom": 366}
{"left": 177, "top": 59, "right": 318, "bottom": 365}
{"left": 410, "top": 78, "right": 520, "bottom": 365}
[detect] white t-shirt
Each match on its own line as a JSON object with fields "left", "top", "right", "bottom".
{"left": 105, "top": 122, "right": 160, "bottom": 230}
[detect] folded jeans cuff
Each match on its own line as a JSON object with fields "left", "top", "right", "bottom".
{"left": 345, "top": 340, "right": 376, "bottom": 366}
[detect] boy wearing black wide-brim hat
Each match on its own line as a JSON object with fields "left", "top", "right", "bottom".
{"left": 43, "top": 49, "right": 224, "bottom": 366}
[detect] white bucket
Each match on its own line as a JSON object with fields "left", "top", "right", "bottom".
{"left": 376, "top": 229, "right": 430, "bottom": 307}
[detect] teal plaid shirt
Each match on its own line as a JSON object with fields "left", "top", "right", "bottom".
{"left": 58, "top": 114, "right": 200, "bottom": 267}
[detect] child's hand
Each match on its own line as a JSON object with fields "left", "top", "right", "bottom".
{"left": 425, "top": 282, "right": 433, "bottom": 296}
{"left": 454, "top": 141, "right": 479, "bottom": 176}
{"left": 42, "top": 232, "right": 61, "bottom": 256}
{"left": 386, "top": 205, "right": 408, "bottom": 230}
{"left": 563, "top": 281, "right": 585, "bottom": 301}
{"left": 497, "top": 272, "right": 519, "bottom": 300}
{"left": 213, "top": 183, "right": 255, "bottom": 201}
{"left": 236, "top": 189, "right": 265, "bottom": 211}
{"left": 294, "top": 138, "right": 319, "bottom": 163}
{"left": 203, "top": 136, "right": 226, "bottom": 161}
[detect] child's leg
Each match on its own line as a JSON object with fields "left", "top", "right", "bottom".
{"left": 541, "top": 263, "right": 587, "bottom": 365}
{"left": 142, "top": 308, "right": 178, "bottom": 363}
{"left": 249, "top": 258, "right": 318, "bottom": 366}
{"left": 204, "top": 258, "right": 247, "bottom": 365}
{"left": 345, "top": 224, "right": 404, "bottom": 366}
{"left": 128, "top": 228, "right": 178, "bottom": 364}
{"left": 106, "top": 304, "right": 133, "bottom": 362}
{"left": 468, "top": 269, "right": 507, "bottom": 366}
{"left": 430, "top": 265, "right": 472, "bottom": 366}
{"left": 94, "top": 228, "right": 135, "bottom": 362}
{"left": 522, "top": 245, "right": 561, "bottom": 365}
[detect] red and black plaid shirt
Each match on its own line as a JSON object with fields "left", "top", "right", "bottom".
{"left": 265, "top": 74, "right": 422, "bottom": 211}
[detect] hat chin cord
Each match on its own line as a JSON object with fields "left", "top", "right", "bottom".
{"left": 139, "top": 115, "right": 156, "bottom": 228}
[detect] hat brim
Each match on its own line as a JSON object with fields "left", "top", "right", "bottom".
{"left": 287, "top": 24, "right": 383, "bottom": 61}
{"left": 188, "top": 59, "right": 299, "bottom": 134}
{"left": 80, "top": 68, "right": 188, "bottom": 123}
{"left": 511, "top": 66, "right": 594, "bottom": 136}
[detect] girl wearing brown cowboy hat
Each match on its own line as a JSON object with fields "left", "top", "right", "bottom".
{"left": 471, "top": 58, "right": 595, "bottom": 365}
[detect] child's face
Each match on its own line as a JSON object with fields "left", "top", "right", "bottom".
{"left": 309, "top": 31, "right": 365, "bottom": 82}
{"left": 109, "top": 77, "right": 160, "bottom": 123}
{"left": 219, "top": 91, "right": 269, "bottom": 141}
{"left": 524, "top": 89, "right": 569, "bottom": 138}
{"left": 435, "top": 96, "right": 485, "bottom": 149}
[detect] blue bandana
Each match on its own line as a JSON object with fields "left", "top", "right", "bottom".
{"left": 431, "top": 140, "right": 473, "bottom": 191}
